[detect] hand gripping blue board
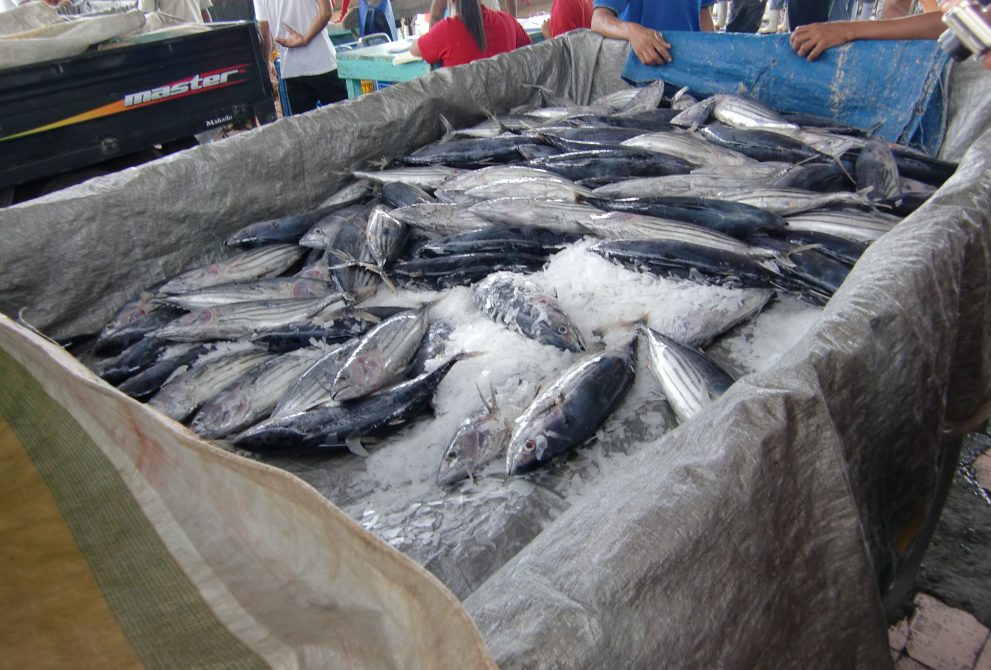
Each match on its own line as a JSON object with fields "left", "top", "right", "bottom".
{"left": 619, "top": 32, "right": 951, "bottom": 154}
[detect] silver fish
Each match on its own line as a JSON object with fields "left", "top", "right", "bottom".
{"left": 390, "top": 203, "right": 491, "bottom": 236}
{"left": 466, "top": 198, "right": 604, "bottom": 235}
{"left": 330, "top": 307, "right": 429, "bottom": 402}
{"left": 318, "top": 178, "right": 376, "bottom": 207}
{"left": 271, "top": 338, "right": 361, "bottom": 418}
{"left": 690, "top": 162, "right": 792, "bottom": 178}
{"left": 712, "top": 94, "right": 799, "bottom": 132}
{"left": 593, "top": 87, "right": 641, "bottom": 112}
{"left": 298, "top": 203, "right": 373, "bottom": 250}
{"left": 440, "top": 165, "right": 570, "bottom": 193}
{"left": 351, "top": 166, "right": 467, "bottom": 189}
{"left": 856, "top": 139, "right": 901, "bottom": 201}
{"left": 158, "top": 244, "right": 306, "bottom": 296}
{"left": 592, "top": 174, "right": 767, "bottom": 199}
{"left": 190, "top": 345, "right": 330, "bottom": 438}
{"left": 506, "top": 338, "right": 637, "bottom": 476}
{"left": 785, "top": 210, "right": 900, "bottom": 244}
{"left": 366, "top": 205, "right": 408, "bottom": 269}
{"left": 160, "top": 277, "right": 334, "bottom": 310}
{"left": 439, "top": 179, "right": 593, "bottom": 205}
{"left": 576, "top": 211, "right": 780, "bottom": 262}
{"left": 472, "top": 272, "right": 585, "bottom": 352}
{"left": 670, "top": 96, "right": 717, "bottom": 130}
{"left": 437, "top": 385, "right": 514, "bottom": 486}
{"left": 148, "top": 347, "right": 273, "bottom": 422}
{"left": 641, "top": 326, "right": 735, "bottom": 424}
{"left": 154, "top": 294, "right": 347, "bottom": 342}
{"left": 619, "top": 80, "right": 666, "bottom": 114}
{"left": 716, "top": 187, "right": 876, "bottom": 216}
{"left": 621, "top": 131, "right": 757, "bottom": 167}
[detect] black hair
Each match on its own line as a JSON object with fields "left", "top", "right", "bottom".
{"left": 457, "top": 0, "right": 486, "bottom": 53}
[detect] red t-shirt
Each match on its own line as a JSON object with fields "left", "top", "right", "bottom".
{"left": 550, "top": 0, "right": 592, "bottom": 36}
{"left": 417, "top": 6, "right": 531, "bottom": 67}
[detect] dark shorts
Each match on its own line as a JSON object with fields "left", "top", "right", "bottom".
{"left": 284, "top": 69, "right": 348, "bottom": 115}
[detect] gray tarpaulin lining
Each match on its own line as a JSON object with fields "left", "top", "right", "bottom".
{"left": 1, "top": 30, "right": 990, "bottom": 668}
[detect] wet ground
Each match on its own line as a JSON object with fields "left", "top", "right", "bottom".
{"left": 888, "top": 427, "right": 991, "bottom": 668}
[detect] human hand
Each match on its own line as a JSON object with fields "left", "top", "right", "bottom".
{"left": 268, "top": 61, "right": 277, "bottom": 87}
{"left": 275, "top": 24, "right": 307, "bottom": 48}
{"left": 628, "top": 23, "right": 672, "bottom": 65}
{"left": 790, "top": 21, "right": 853, "bottom": 60}
{"left": 541, "top": 18, "right": 551, "bottom": 39}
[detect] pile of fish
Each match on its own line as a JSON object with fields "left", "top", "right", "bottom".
{"left": 83, "top": 85, "right": 957, "bottom": 494}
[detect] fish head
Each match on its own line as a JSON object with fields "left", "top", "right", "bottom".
{"left": 193, "top": 390, "right": 251, "bottom": 439}
{"left": 505, "top": 427, "right": 549, "bottom": 477}
{"left": 436, "top": 440, "right": 471, "bottom": 486}
{"left": 541, "top": 319, "right": 585, "bottom": 353}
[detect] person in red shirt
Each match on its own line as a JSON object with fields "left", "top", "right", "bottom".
{"left": 410, "top": 0, "right": 531, "bottom": 67}
{"left": 541, "top": 0, "right": 593, "bottom": 38}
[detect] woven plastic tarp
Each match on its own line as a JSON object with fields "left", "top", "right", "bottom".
{"left": 1, "top": 31, "right": 990, "bottom": 669}
{"left": 621, "top": 32, "right": 951, "bottom": 154}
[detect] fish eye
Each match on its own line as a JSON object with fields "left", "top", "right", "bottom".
{"left": 557, "top": 325, "right": 568, "bottom": 334}
{"left": 445, "top": 449, "right": 457, "bottom": 460}
{"left": 523, "top": 439, "right": 536, "bottom": 453}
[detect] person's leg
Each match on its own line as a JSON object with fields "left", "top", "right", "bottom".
{"left": 308, "top": 69, "right": 349, "bottom": 106}
{"left": 284, "top": 76, "right": 320, "bottom": 114}
{"left": 787, "top": 0, "right": 832, "bottom": 28}
{"left": 726, "top": 0, "right": 767, "bottom": 32}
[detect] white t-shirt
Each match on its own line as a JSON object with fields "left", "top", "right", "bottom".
{"left": 138, "top": 0, "right": 212, "bottom": 23}
{"left": 253, "top": 0, "right": 337, "bottom": 78}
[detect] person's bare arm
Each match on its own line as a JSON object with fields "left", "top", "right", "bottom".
{"left": 699, "top": 5, "right": 714, "bottom": 31}
{"left": 201, "top": 7, "right": 211, "bottom": 21}
{"left": 429, "top": 0, "right": 446, "bottom": 27}
{"left": 590, "top": 6, "right": 673, "bottom": 64}
{"left": 410, "top": 39, "right": 422, "bottom": 57}
{"left": 275, "top": 0, "right": 332, "bottom": 46}
{"left": 258, "top": 20, "right": 277, "bottom": 85}
{"left": 790, "top": 11, "right": 944, "bottom": 60}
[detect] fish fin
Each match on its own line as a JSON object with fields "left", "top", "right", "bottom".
{"left": 438, "top": 114, "right": 455, "bottom": 143}
{"left": 16, "top": 308, "right": 64, "bottom": 348}
{"left": 345, "top": 434, "right": 370, "bottom": 457}
{"left": 475, "top": 382, "right": 497, "bottom": 413}
{"left": 349, "top": 309, "right": 383, "bottom": 324}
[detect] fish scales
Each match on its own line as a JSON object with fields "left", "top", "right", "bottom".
{"left": 526, "top": 148, "right": 692, "bottom": 183}
{"left": 272, "top": 338, "right": 361, "bottom": 417}
{"left": 391, "top": 252, "right": 548, "bottom": 289}
{"left": 584, "top": 195, "right": 787, "bottom": 237}
{"left": 414, "top": 226, "right": 580, "bottom": 258}
{"left": 621, "top": 131, "right": 757, "bottom": 167}
{"left": 154, "top": 294, "right": 346, "bottom": 342}
{"left": 352, "top": 166, "right": 466, "bottom": 189}
{"left": 471, "top": 272, "right": 585, "bottom": 352}
{"left": 330, "top": 308, "right": 429, "bottom": 402}
{"left": 190, "top": 346, "right": 330, "bottom": 438}
{"left": 856, "top": 139, "right": 901, "bottom": 201}
{"left": 505, "top": 338, "right": 637, "bottom": 475}
{"left": 711, "top": 94, "right": 799, "bottom": 132}
{"left": 161, "top": 278, "right": 335, "bottom": 310}
{"left": 158, "top": 244, "right": 305, "bottom": 296}
{"left": 591, "top": 239, "right": 782, "bottom": 288}
{"left": 234, "top": 356, "right": 465, "bottom": 452}
{"left": 148, "top": 349, "right": 273, "bottom": 423}
{"left": 642, "top": 327, "right": 734, "bottom": 424}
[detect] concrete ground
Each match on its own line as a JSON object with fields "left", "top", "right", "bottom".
{"left": 888, "top": 431, "right": 991, "bottom": 669}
